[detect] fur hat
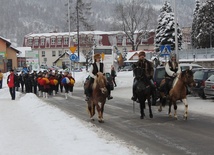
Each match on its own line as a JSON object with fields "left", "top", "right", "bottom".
{"left": 138, "top": 51, "right": 146, "bottom": 57}
{"left": 170, "top": 53, "right": 176, "bottom": 58}
{"left": 10, "top": 69, "right": 14, "bottom": 72}
{"left": 94, "top": 53, "right": 101, "bottom": 60}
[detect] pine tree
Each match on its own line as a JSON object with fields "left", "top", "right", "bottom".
{"left": 195, "top": 0, "right": 214, "bottom": 48}
{"left": 154, "top": 1, "right": 182, "bottom": 52}
{"left": 191, "top": 0, "right": 200, "bottom": 48}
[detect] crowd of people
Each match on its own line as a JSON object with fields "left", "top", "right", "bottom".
{"left": 6, "top": 69, "right": 75, "bottom": 100}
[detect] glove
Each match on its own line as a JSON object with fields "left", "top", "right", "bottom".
{"left": 172, "top": 73, "right": 177, "bottom": 77}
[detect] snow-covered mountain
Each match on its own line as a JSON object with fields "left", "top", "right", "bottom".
{"left": 0, "top": 0, "right": 195, "bottom": 46}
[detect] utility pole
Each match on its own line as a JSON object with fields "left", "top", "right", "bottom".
{"left": 76, "top": 1, "right": 80, "bottom": 58}
{"left": 173, "top": 0, "right": 179, "bottom": 62}
{"left": 68, "top": 0, "right": 71, "bottom": 47}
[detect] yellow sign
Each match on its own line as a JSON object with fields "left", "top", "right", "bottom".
{"left": 101, "top": 52, "right": 105, "bottom": 61}
{"left": 69, "top": 46, "right": 76, "bottom": 54}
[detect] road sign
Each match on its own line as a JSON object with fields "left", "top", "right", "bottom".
{"left": 69, "top": 46, "right": 76, "bottom": 54}
{"left": 160, "top": 45, "right": 171, "bottom": 56}
{"left": 70, "top": 54, "right": 79, "bottom": 62}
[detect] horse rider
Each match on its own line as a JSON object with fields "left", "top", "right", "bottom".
{"left": 131, "top": 51, "right": 156, "bottom": 105}
{"left": 162, "top": 53, "right": 181, "bottom": 98}
{"left": 85, "top": 53, "right": 113, "bottom": 101}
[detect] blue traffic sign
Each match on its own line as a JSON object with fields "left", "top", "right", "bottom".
{"left": 70, "top": 54, "right": 79, "bottom": 62}
{"left": 160, "top": 45, "right": 171, "bottom": 56}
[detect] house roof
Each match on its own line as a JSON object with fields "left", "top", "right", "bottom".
{"left": 53, "top": 51, "right": 86, "bottom": 63}
{"left": 0, "top": 36, "right": 11, "bottom": 47}
{"left": 16, "top": 47, "right": 32, "bottom": 57}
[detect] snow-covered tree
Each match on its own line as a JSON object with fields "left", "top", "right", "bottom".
{"left": 191, "top": 0, "right": 200, "bottom": 48}
{"left": 194, "top": 0, "right": 214, "bottom": 48}
{"left": 154, "top": 1, "right": 182, "bottom": 52}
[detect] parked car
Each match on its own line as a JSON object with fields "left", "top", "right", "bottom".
{"left": 192, "top": 68, "right": 214, "bottom": 99}
{"left": 120, "top": 66, "right": 133, "bottom": 71}
{"left": 204, "top": 75, "right": 214, "bottom": 98}
{"left": 180, "top": 63, "right": 203, "bottom": 71}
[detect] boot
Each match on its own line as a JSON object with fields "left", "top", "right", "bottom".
{"left": 65, "top": 93, "right": 68, "bottom": 99}
{"left": 38, "top": 91, "right": 41, "bottom": 97}
{"left": 131, "top": 94, "right": 137, "bottom": 101}
{"left": 45, "top": 92, "right": 48, "bottom": 98}
{"left": 108, "top": 95, "right": 113, "bottom": 100}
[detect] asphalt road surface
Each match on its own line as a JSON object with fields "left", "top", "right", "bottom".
{"left": 42, "top": 88, "right": 214, "bottom": 155}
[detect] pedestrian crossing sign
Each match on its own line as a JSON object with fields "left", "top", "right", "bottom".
{"left": 160, "top": 45, "right": 171, "bottom": 56}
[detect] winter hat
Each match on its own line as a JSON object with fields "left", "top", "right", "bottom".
{"left": 94, "top": 53, "right": 101, "bottom": 60}
{"left": 10, "top": 69, "right": 14, "bottom": 72}
{"left": 138, "top": 51, "right": 146, "bottom": 57}
{"left": 170, "top": 53, "right": 176, "bottom": 58}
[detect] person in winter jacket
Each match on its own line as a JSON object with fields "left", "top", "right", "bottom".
{"left": 131, "top": 51, "right": 156, "bottom": 105}
{"left": 111, "top": 65, "right": 117, "bottom": 87}
{"left": 68, "top": 73, "right": 75, "bottom": 96}
{"left": 7, "top": 69, "right": 18, "bottom": 100}
{"left": 161, "top": 53, "right": 181, "bottom": 98}
{"left": 0, "top": 70, "right": 3, "bottom": 89}
{"left": 85, "top": 53, "right": 113, "bottom": 101}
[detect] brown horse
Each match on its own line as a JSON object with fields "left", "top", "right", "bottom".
{"left": 87, "top": 72, "right": 108, "bottom": 123}
{"left": 158, "top": 69, "right": 196, "bottom": 120}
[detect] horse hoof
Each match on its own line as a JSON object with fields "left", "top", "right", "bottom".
{"left": 98, "top": 120, "right": 104, "bottom": 123}
{"left": 183, "top": 116, "right": 188, "bottom": 120}
{"left": 150, "top": 114, "right": 153, "bottom": 118}
{"left": 90, "top": 118, "right": 95, "bottom": 121}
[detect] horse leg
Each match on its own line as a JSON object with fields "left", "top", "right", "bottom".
{"left": 139, "top": 101, "right": 145, "bottom": 119}
{"left": 182, "top": 98, "right": 188, "bottom": 120}
{"left": 88, "top": 99, "right": 96, "bottom": 121}
{"left": 147, "top": 98, "right": 153, "bottom": 118}
{"left": 168, "top": 100, "right": 172, "bottom": 117}
{"left": 173, "top": 101, "right": 178, "bottom": 119}
{"left": 100, "top": 102, "right": 105, "bottom": 122}
{"left": 96, "top": 103, "right": 103, "bottom": 123}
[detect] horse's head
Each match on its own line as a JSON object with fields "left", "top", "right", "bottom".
{"left": 181, "top": 69, "right": 196, "bottom": 87}
{"left": 93, "top": 72, "right": 108, "bottom": 94}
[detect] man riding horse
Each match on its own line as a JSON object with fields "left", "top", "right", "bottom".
{"left": 131, "top": 51, "right": 156, "bottom": 105}
{"left": 160, "top": 53, "right": 181, "bottom": 98}
{"left": 85, "top": 53, "right": 113, "bottom": 101}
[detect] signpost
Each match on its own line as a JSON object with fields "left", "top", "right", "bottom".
{"left": 160, "top": 45, "right": 171, "bottom": 56}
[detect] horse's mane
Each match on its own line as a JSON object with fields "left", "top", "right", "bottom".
{"left": 93, "top": 72, "right": 107, "bottom": 89}
{"left": 173, "top": 69, "right": 193, "bottom": 87}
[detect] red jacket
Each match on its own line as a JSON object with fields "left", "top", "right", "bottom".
{"left": 7, "top": 73, "right": 15, "bottom": 88}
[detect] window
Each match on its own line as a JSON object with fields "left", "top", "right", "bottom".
{"left": 34, "top": 39, "right": 39, "bottom": 46}
{"left": 42, "top": 51, "right": 45, "bottom": 57}
{"left": 64, "top": 37, "right": 68, "bottom": 45}
{"left": 51, "top": 38, "right": 56, "bottom": 45}
{"left": 58, "top": 50, "right": 63, "bottom": 56}
{"left": 28, "top": 39, "right": 32, "bottom": 46}
{"left": 57, "top": 38, "right": 62, "bottom": 45}
{"left": 40, "top": 38, "right": 45, "bottom": 46}
{"left": 52, "top": 51, "right": 56, "bottom": 57}
{"left": 117, "top": 35, "right": 123, "bottom": 43}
